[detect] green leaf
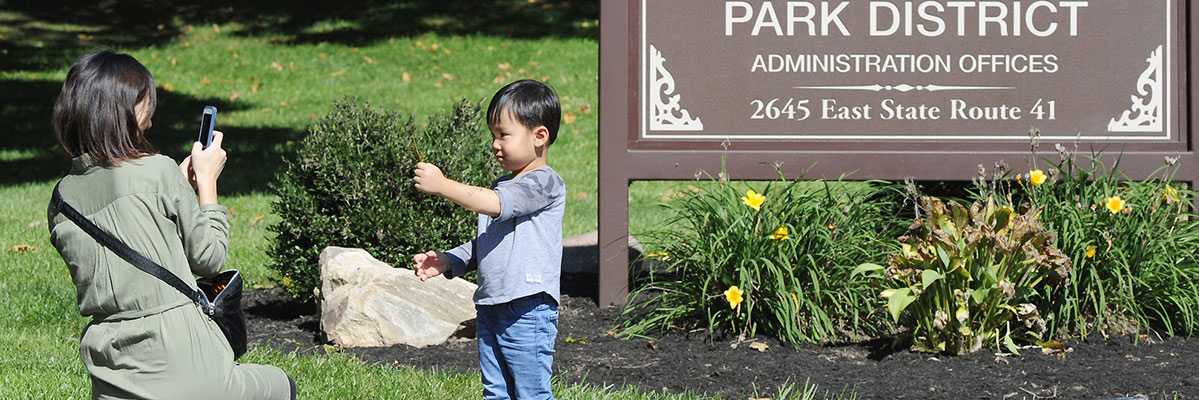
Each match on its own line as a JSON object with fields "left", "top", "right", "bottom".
{"left": 887, "top": 288, "right": 916, "bottom": 323}
{"left": 970, "top": 288, "right": 991, "bottom": 305}
{"left": 852, "top": 263, "right": 885, "bottom": 277}
{"left": 936, "top": 246, "right": 951, "bottom": 268}
{"left": 921, "top": 269, "right": 944, "bottom": 288}
{"left": 1003, "top": 331, "right": 1021, "bottom": 356}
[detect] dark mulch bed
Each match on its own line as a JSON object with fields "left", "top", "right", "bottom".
{"left": 245, "top": 284, "right": 1199, "bottom": 399}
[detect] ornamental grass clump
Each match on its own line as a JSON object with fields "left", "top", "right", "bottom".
{"left": 269, "top": 98, "right": 500, "bottom": 300}
{"left": 855, "top": 195, "right": 1071, "bottom": 354}
{"left": 1016, "top": 145, "right": 1199, "bottom": 337}
{"left": 618, "top": 164, "right": 905, "bottom": 345}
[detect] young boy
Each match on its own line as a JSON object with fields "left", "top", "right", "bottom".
{"left": 412, "top": 79, "right": 565, "bottom": 400}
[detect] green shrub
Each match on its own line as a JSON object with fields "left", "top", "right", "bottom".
{"left": 269, "top": 97, "right": 500, "bottom": 300}
{"left": 855, "top": 195, "right": 1071, "bottom": 354}
{"left": 1013, "top": 147, "right": 1199, "bottom": 337}
{"left": 618, "top": 162, "right": 906, "bottom": 345}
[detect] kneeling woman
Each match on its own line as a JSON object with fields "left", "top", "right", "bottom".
{"left": 47, "top": 49, "right": 295, "bottom": 399}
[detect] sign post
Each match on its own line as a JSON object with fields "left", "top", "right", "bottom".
{"left": 598, "top": 0, "right": 1196, "bottom": 307}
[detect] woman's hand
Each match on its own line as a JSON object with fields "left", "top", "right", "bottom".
{"left": 189, "top": 130, "right": 227, "bottom": 205}
{"left": 178, "top": 156, "right": 197, "bottom": 188}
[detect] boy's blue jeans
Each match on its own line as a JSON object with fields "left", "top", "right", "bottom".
{"left": 475, "top": 292, "right": 558, "bottom": 400}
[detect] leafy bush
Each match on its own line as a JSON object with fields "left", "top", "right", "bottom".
{"left": 618, "top": 163, "right": 906, "bottom": 345}
{"left": 855, "top": 195, "right": 1071, "bottom": 354}
{"left": 1013, "top": 147, "right": 1199, "bottom": 337}
{"left": 269, "top": 98, "right": 500, "bottom": 300}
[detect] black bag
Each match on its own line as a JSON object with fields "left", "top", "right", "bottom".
{"left": 51, "top": 184, "right": 248, "bottom": 359}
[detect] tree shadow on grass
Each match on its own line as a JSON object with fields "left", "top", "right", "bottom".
{"left": 0, "top": 0, "right": 598, "bottom": 72}
{"left": 0, "top": 78, "right": 304, "bottom": 196}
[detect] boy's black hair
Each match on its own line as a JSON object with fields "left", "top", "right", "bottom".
{"left": 486, "top": 79, "right": 560, "bottom": 146}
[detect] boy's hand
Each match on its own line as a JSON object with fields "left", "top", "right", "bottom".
{"left": 413, "top": 162, "right": 447, "bottom": 195}
{"left": 413, "top": 250, "right": 450, "bottom": 281}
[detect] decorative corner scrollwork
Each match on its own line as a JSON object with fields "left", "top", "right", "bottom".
{"left": 1108, "top": 45, "right": 1162, "bottom": 133}
{"left": 649, "top": 44, "right": 703, "bottom": 131}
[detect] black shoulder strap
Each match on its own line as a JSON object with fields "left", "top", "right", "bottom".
{"left": 51, "top": 183, "right": 207, "bottom": 306}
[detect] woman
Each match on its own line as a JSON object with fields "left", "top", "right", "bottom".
{"left": 47, "top": 49, "right": 295, "bottom": 399}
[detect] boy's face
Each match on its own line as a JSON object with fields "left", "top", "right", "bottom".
{"left": 489, "top": 109, "right": 547, "bottom": 173}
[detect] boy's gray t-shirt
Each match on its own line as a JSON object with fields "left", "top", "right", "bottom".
{"left": 444, "top": 166, "right": 565, "bottom": 305}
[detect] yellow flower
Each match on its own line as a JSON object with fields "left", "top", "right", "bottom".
{"left": 741, "top": 190, "right": 765, "bottom": 211}
{"left": 1029, "top": 169, "right": 1047, "bottom": 186}
{"left": 645, "top": 252, "right": 670, "bottom": 261}
{"left": 280, "top": 276, "right": 293, "bottom": 289}
{"left": 1164, "top": 185, "right": 1178, "bottom": 204}
{"left": 769, "top": 226, "right": 789, "bottom": 240}
{"left": 1104, "top": 196, "right": 1125, "bottom": 214}
{"left": 724, "top": 285, "right": 744, "bottom": 309}
{"left": 1085, "top": 245, "right": 1096, "bottom": 259}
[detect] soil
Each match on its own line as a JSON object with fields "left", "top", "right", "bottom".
{"left": 244, "top": 283, "right": 1198, "bottom": 399}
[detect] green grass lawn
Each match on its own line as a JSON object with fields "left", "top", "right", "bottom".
{"left": 0, "top": 3, "right": 844, "bottom": 399}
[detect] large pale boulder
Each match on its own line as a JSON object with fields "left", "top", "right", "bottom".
{"left": 319, "top": 246, "right": 477, "bottom": 348}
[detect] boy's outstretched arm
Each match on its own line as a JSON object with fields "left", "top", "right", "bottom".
{"left": 413, "top": 162, "right": 500, "bottom": 217}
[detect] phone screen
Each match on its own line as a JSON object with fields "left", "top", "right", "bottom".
{"left": 199, "top": 110, "right": 215, "bottom": 147}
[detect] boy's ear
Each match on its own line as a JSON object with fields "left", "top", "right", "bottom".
{"left": 533, "top": 125, "right": 550, "bottom": 147}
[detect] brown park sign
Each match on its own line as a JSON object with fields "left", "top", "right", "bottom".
{"left": 596, "top": 0, "right": 1198, "bottom": 306}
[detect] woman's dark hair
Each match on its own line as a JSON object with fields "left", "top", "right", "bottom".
{"left": 487, "top": 79, "right": 560, "bottom": 146}
{"left": 53, "top": 49, "right": 157, "bottom": 163}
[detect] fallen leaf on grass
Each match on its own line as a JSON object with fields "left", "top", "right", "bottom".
{"left": 251, "top": 82, "right": 261, "bottom": 94}
{"left": 330, "top": 69, "right": 346, "bottom": 77}
{"left": 573, "top": 190, "right": 589, "bottom": 199}
{"left": 749, "top": 341, "right": 769, "bottom": 352}
{"left": 563, "top": 112, "right": 577, "bottom": 125}
{"left": 248, "top": 214, "right": 264, "bottom": 226}
{"left": 28, "top": 220, "right": 44, "bottom": 228}
{"left": 162, "top": 82, "right": 175, "bottom": 92}
{"left": 9, "top": 244, "right": 35, "bottom": 253}
{"left": 564, "top": 334, "right": 589, "bottom": 345}
{"left": 401, "top": 72, "right": 411, "bottom": 82}
{"left": 363, "top": 56, "right": 374, "bottom": 64}
{"left": 270, "top": 61, "right": 283, "bottom": 71}
{"left": 646, "top": 340, "right": 658, "bottom": 351}
{"left": 498, "top": 62, "right": 511, "bottom": 70}
{"left": 229, "top": 91, "right": 240, "bottom": 101}
{"left": 1040, "top": 340, "right": 1069, "bottom": 359}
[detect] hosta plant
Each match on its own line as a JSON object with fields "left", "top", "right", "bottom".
{"left": 855, "top": 195, "right": 1071, "bottom": 354}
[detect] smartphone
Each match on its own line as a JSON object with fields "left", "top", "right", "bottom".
{"left": 198, "top": 106, "right": 218, "bottom": 148}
